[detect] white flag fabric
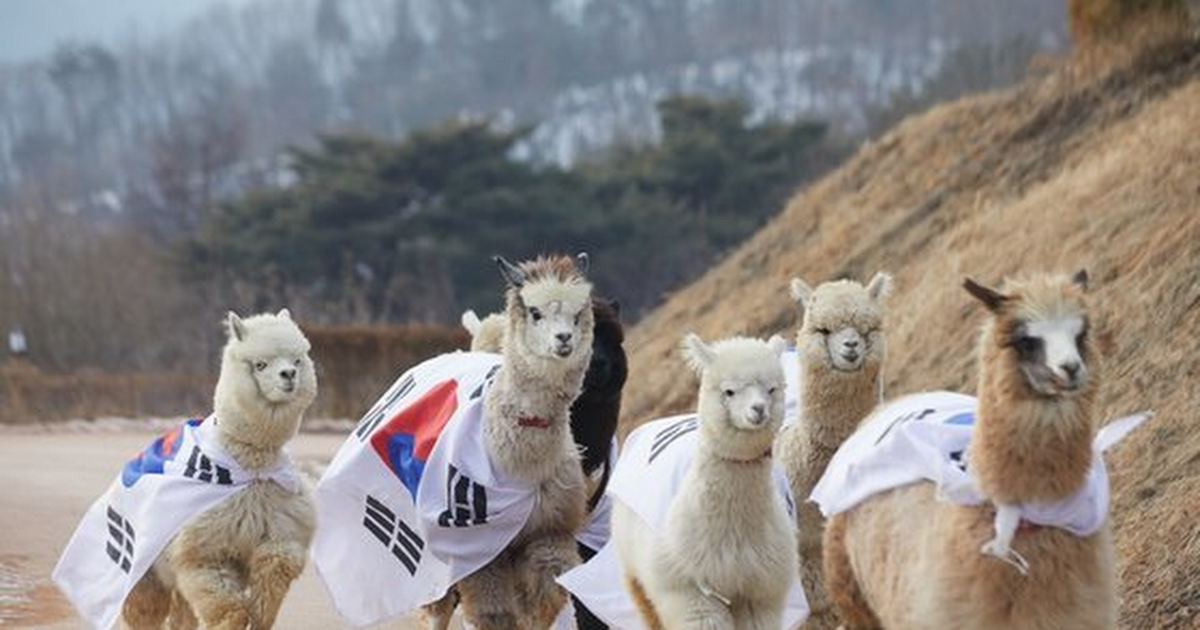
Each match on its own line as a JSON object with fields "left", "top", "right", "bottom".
{"left": 314, "top": 351, "right": 552, "bottom": 627}
{"left": 52, "top": 417, "right": 301, "bottom": 630}
{"left": 558, "top": 415, "right": 811, "bottom": 629}
{"left": 781, "top": 346, "right": 801, "bottom": 428}
{"left": 810, "top": 391, "right": 1151, "bottom": 536}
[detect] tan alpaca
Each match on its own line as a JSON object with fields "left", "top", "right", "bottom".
{"left": 462, "top": 309, "right": 507, "bottom": 353}
{"left": 773, "top": 272, "right": 890, "bottom": 630}
{"left": 824, "top": 271, "right": 1118, "bottom": 630}
{"left": 124, "top": 309, "right": 318, "bottom": 630}
{"left": 424, "top": 254, "right": 594, "bottom": 630}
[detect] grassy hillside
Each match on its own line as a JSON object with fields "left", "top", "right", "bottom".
{"left": 620, "top": 38, "right": 1200, "bottom": 629}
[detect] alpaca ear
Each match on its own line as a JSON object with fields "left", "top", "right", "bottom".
{"left": 767, "top": 335, "right": 789, "bottom": 357}
{"left": 681, "top": 333, "right": 715, "bottom": 374}
{"left": 789, "top": 278, "right": 813, "bottom": 308}
{"left": 494, "top": 255, "right": 526, "bottom": 287}
{"left": 963, "top": 278, "right": 1009, "bottom": 312}
{"left": 227, "top": 311, "right": 247, "bottom": 342}
{"left": 461, "top": 310, "right": 482, "bottom": 335}
{"left": 1071, "top": 269, "right": 1089, "bottom": 291}
{"left": 575, "top": 252, "right": 590, "bottom": 275}
{"left": 867, "top": 272, "right": 892, "bottom": 304}
{"left": 277, "top": 308, "right": 292, "bottom": 320}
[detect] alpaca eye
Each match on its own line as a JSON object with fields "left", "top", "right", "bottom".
{"left": 768, "top": 387, "right": 777, "bottom": 395}
{"left": 254, "top": 361, "right": 268, "bottom": 371}
{"left": 529, "top": 307, "right": 542, "bottom": 322}
{"left": 1012, "top": 336, "right": 1041, "bottom": 355}
{"left": 574, "top": 312, "right": 581, "bottom": 325}
{"left": 723, "top": 389, "right": 735, "bottom": 398}
{"left": 293, "top": 358, "right": 302, "bottom": 367}
{"left": 815, "top": 328, "right": 831, "bottom": 335}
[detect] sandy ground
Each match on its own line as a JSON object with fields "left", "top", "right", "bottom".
{"left": 0, "top": 426, "right": 436, "bottom": 629}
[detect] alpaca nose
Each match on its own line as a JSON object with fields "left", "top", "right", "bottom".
{"left": 844, "top": 339, "right": 859, "bottom": 349}
{"left": 556, "top": 332, "right": 573, "bottom": 344}
{"left": 1060, "top": 361, "right": 1081, "bottom": 380}
{"left": 280, "top": 368, "right": 297, "bottom": 380}
{"left": 751, "top": 403, "right": 766, "bottom": 420}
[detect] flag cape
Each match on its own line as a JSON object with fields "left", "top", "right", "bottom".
{"left": 318, "top": 351, "right": 588, "bottom": 627}
{"left": 558, "top": 414, "right": 811, "bottom": 629}
{"left": 810, "top": 391, "right": 1150, "bottom": 535}
{"left": 52, "top": 417, "right": 301, "bottom": 630}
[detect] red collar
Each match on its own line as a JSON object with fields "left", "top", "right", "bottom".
{"left": 517, "top": 416, "right": 553, "bottom": 429}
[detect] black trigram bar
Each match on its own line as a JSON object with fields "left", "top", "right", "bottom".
{"left": 873, "top": 408, "right": 937, "bottom": 446}
{"left": 649, "top": 417, "right": 698, "bottom": 463}
{"left": 469, "top": 365, "right": 502, "bottom": 400}
{"left": 183, "top": 446, "right": 233, "bottom": 484}
{"left": 355, "top": 375, "right": 417, "bottom": 440}
{"left": 438, "top": 465, "right": 488, "bottom": 528}
{"left": 105, "top": 506, "right": 134, "bottom": 573}
{"left": 362, "top": 495, "right": 423, "bottom": 576}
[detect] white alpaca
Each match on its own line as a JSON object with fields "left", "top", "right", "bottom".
{"left": 773, "top": 273, "right": 890, "bottom": 630}
{"left": 462, "top": 309, "right": 506, "bottom": 353}
{"left": 822, "top": 271, "right": 1126, "bottom": 630}
{"left": 614, "top": 334, "right": 797, "bottom": 630}
{"left": 419, "top": 254, "right": 595, "bottom": 630}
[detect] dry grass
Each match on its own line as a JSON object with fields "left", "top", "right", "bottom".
{"left": 620, "top": 38, "right": 1200, "bottom": 630}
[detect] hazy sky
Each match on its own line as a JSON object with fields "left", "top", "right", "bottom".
{"left": 0, "top": 0, "right": 254, "bottom": 64}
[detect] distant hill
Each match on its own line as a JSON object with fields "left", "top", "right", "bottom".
{"left": 619, "top": 38, "right": 1200, "bottom": 630}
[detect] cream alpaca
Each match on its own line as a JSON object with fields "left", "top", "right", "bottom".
{"left": 124, "top": 309, "right": 317, "bottom": 630}
{"left": 462, "top": 309, "right": 506, "bottom": 353}
{"left": 425, "top": 254, "right": 594, "bottom": 630}
{"left": 773, "top": 272, "right": 890, "bottom": 629}
{"left": 614, "top": 333, "right": 795, "bottom": 629}
{"left": 823, "top": 271, "right": 1116, "bottom": 630}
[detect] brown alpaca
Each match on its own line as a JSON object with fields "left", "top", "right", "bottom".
{"left": 823, "top": 271, "right": 1118, "bottom": 630}
{"left": 774, "top": 272, "right": 890, "bottom": 630}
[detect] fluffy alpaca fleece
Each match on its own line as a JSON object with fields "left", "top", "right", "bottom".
{"left": 615, "top": 334, "right": 795, "bottom": 630}
{"left": 123, "top": 309, "right": 318, "bottom": 630}
{"left": 428, "top": 254, "right": 595, "bottom": 630}
{"left": 824, "top": 271, "right": 1115, "bottom": 630}
{"left": 772, "top": 272, "right": 890, "bottom": 629}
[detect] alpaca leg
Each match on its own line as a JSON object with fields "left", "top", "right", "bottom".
{"left": 626, "top": 577, "right": 665, "bottom": 630}
{"left": 823, "top": 516, "right": 880, "bottom": 630}
{"left": 457, "top": 555, "right": 520, "bottom": 630}
{"left": 421, "top": 588, "right": 459, "bottom": 630}
{"left": 654, "top": 587, "right": 733, "bottom": 630}
{"left": 797, "top": 503, "right": 836, "bottom": 630}
{"left": 123, "top": 570, "right": 171, "bottom": 630}
{"left": 246, "top": 540, "right": 306, "bottom": 629}
{"left": 173, "top": 561, "right": 251, "bottom": 630}
{"left": 517, "top": 535, "right": 581, "bottom": 627}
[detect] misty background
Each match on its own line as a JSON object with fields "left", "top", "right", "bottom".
{"left": 0, "top": 0, "right": 1066, "bottom": 379}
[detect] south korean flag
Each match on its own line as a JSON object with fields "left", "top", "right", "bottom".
{"left": 558, "top": 414, "right": 811, "bottom": 629}
{"left": 314, "top": 352, "right": 540, "bottom": 627}
{"left": 52, "top": 417, "right": 300, "bottom": 630}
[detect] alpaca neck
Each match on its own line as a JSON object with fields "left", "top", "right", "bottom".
{"left": 800, "top": 360, "right": 880, "bottom": 450}
{"left": 484, "top": 346, "right": 587, "bottom": 480}
{"left": 969, "top": 351, "right": 1097, "bottom": 504}
{"left": 213, "top": 398, "right": 299, "bottom": 472}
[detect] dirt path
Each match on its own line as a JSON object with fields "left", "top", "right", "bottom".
{"left": 0, "top": 427, "right": 433, "bottom": 629}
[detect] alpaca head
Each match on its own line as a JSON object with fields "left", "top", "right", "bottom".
{"left": 579, "top": 297, "right": 627, "bottom": 399}
{"left": 790, "top": 272, "right": 891, "bottom": 373}
{"left": 683, "top": 333, "right": 789, "bottom": 460}
{"left": 496, "top": 253, "right": 594, "bottom": 365}
{"left": 215, "top": 308, "right": 317, "bottom": 449}
{"left": 964, "top": 270, "right": 1093, "bottom": 398}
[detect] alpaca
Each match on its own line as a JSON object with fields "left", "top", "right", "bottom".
{"left": 822, "top": 270, "right": 1125, "bottom": 630}
{"left": 773, "top": 272, "right": 890, "bottom": 629}
{"left": 462, "top": 297, "right": 628, "bottom": 630}
{"left": 612, "top": 333, "right": 798, "bottom": 629}
{"left": 53, "top": 309, "right": 317, "bottom": 630}
{"left": 462, "top": 296, "right": 627, "bottom": 505}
